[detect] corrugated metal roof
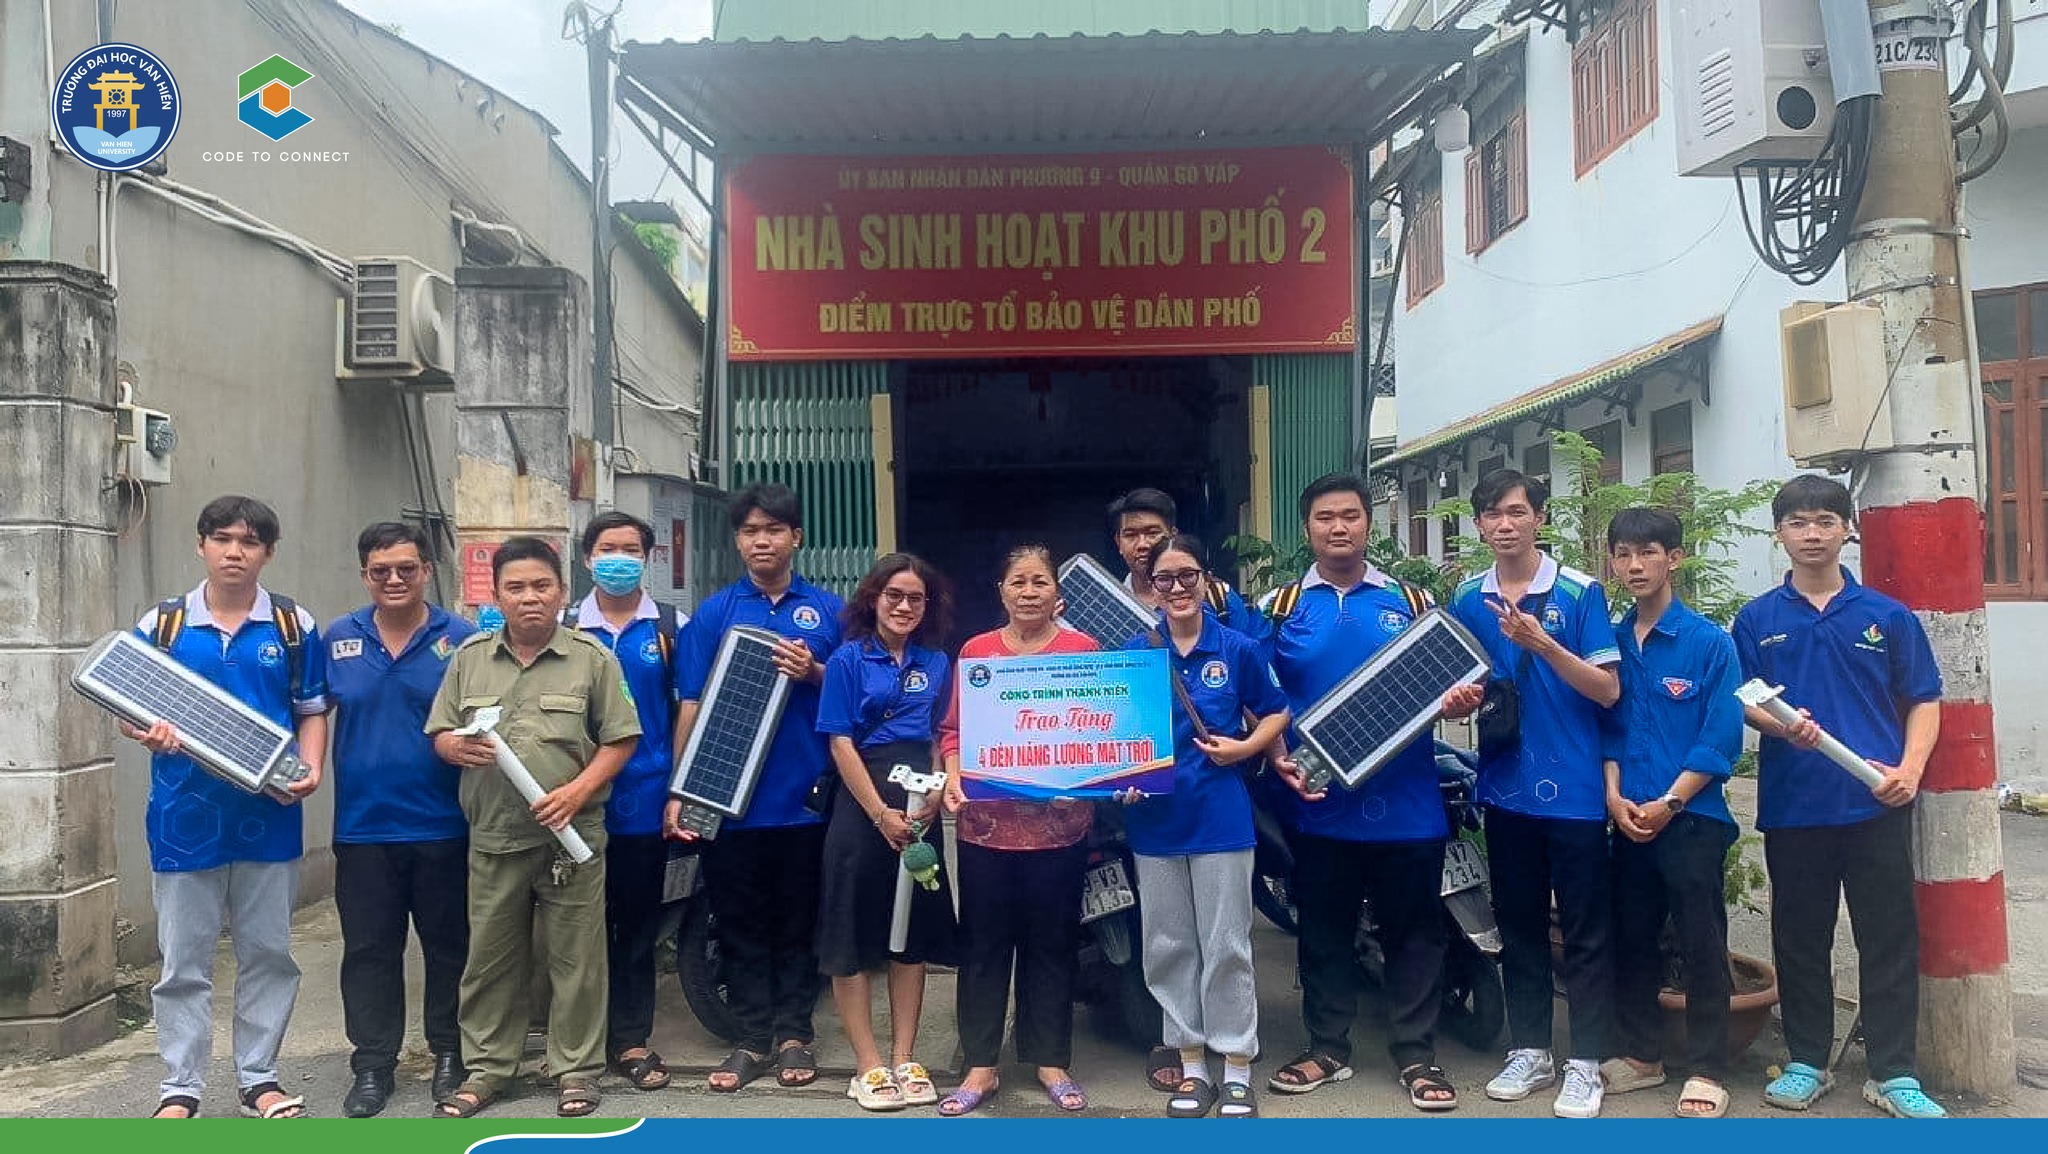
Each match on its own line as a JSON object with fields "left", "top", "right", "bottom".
{"left": 1373, "top": 316, "right": 1723, "bottom": 470}
{"left": 714, "top": 0, "right": 1378, "bottom": 41}
{"left": 617, "top": 28, "right": 1482, "bottom": 154}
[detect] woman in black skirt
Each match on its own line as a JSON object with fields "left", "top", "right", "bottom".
{"left": 815, "top": 552, "right": 959, "bottom": 1112}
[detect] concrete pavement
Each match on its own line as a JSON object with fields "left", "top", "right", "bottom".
{"left": 9, "top": 786, "right": 2048, "bottom": 1119}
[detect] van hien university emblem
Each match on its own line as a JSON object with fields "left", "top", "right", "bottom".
{"left": 51, "top": 43, "right": 181, "bottom": 172}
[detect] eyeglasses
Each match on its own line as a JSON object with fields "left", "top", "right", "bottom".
{"left": 1782, "top": 516, "right": 1846, "bottom": 533}
{"left": 1148, "top": 568, "right": 1205, "bottom": 593}
{"left": 364, "top": 563, "right": 423, "bottom": 584}
{"left": 879, "top": 589, "right": 928, "bottom": 608}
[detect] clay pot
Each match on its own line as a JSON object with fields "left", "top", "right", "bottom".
{"left": 1658, "top": 951, "right": 1780, "bottom": 1063}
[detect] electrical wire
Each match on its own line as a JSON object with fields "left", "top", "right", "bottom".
{"left": 1953, "top": 0, "right": 2013, "bottom": 186}
{"left": 1733, "top": 95, "right": 1877, "bottom": 285}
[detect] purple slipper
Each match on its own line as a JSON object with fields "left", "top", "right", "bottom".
{"left": 939, "top": 1082, "right": 998, "bottom": 1116}
{"left": 1044, "top": 1078, "right": 1088, "bottom": 1112}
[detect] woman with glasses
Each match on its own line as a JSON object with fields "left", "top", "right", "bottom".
{"left": 814, "top": 553, "right": 959, "bottom": 1111}
{"left": 932, "top": 544, "right": 1101, "bottom": 1116}
{"left": 1122, "top": 534, "right": 1291, "bottom": 1118}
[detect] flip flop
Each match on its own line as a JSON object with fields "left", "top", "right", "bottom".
{"left": 939, "top": 1081, "right": 999, "bottom": 1116}
{"left": 1043, "top": 1077, "right": 1088, "bottom": 1112}
{"left": 1678, "top": 1076, "right": 1731, "bottom": 1118}
{"left": 709, "top": 1048, "right": 772, "bottom": 1093}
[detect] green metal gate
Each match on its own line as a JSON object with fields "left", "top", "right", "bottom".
{"left": 729, "top": 361, "right": 888, "bottom": 593}
{"left": 1253, "top": 353, "right": 1352, "bottom": 559}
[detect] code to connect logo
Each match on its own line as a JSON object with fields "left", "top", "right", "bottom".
{"left": 238, "top": 54, "right": 312, "bottom": 140}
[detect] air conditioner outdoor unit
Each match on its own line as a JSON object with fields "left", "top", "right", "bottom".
{"left": 1673, "top": 0, "right": 1836, "bottom": 177}
{"left": 344, "top": 256, "right": 455, "bottom": 378}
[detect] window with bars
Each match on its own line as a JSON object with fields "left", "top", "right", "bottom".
{"left": 1650, "top": 402, "right": 1694, "bottom": 475}
{"left": 1407, "top": 480, "right": 1429, "bottom": 556}
{"left": 1572, "top": 0, "right": 1659, "bottom": 177}
{"left": 1465, "top": 112, "right": 1528, "bottom": 254}
{"left": 1405, "top": 188, "right": 1445, "bottom": 307}
{"left": 1977, "top": 286, "right": 2048, "bottom": 599}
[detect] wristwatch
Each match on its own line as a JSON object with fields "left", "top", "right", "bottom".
{"left": 1659, "top": 794, "right": 1686, "bottom": 815}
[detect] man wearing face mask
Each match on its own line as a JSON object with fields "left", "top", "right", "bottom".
{"left": 566, "top": 511, "right": 689, "bottom": 1093}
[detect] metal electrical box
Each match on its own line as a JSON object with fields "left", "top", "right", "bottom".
{"left": 1779, "top": 301, "right": 1890, "bottom": 467}
{"left": 1673, "top": 0, "right": 1836, "bottom": 176}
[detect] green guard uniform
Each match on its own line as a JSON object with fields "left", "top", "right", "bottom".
{"left": 426, "top": 626, "right": 642, "bottom": 1096}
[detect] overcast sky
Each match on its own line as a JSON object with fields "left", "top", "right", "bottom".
{"left": 339, "top": 0, "right": 714, "bottom": 205}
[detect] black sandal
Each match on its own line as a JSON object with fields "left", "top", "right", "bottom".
{"left": 1167, "top": 1076, "right": 1217, "bottom": 1118}
{"left": 1399, "top": 1063, "right": 1459, "bottom": 1112}
{"left": 1268, "top": 1051, "right": 1353, "bottom": 1094}
{"left": 610, "top": 1048, "right": 671, "bottom": 1091}
{"left": 1147, "top": 1046, "right": 1182, "bottom": 1093}
{"left": 775, "top": 1042, "right": 819, "bottom": 1088}
{"left": 1218, "top": 1080, "right": 1259, "bottom": 1118}
{"left": 238, "top": 1082, "right": 305, "bottom": 1118}
{"left": 151, "top": 1095, "right": 199, "bottom": 1118}
{"left": 709, "top": 1048, "right": 772, "bottom": 1093}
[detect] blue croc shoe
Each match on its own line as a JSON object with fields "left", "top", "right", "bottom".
{"left": 1864, "top": 1076, "right": 1947, "bottom": 1118}
{"left": 1761, "top": 1063, "right": 1834, "bottom": 1111}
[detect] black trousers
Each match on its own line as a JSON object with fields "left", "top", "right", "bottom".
{"left": 1764, "top": 806, "right": 1919, "bottom": 1079}
{"left": 954, "top": 839, "right": 1087, "bottom": 1069}
{"left": 1486, "top": 807, "right": 1614, "bottom": 1060}
{"left": 334, "top": 837, "right": 470, "bottom": 1074}
{"left": 1611, "top": 813, "right": 1737, "bottom": 1078}
{"left": 702, "top": 823, "right": 826, "bottom": 1053}
{"left": 1292, "top": 833, "right": 1447, "bottom": 1071}
{"left": 605, "top": 832, "right": 668, "bottom": 1056}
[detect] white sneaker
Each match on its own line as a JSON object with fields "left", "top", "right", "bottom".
{"left": 1553, "top": 1058, "right": 1604, "bottom": 1118}
{"left": 1484, "top": 1048, "right": 1556, "bottom": 1101}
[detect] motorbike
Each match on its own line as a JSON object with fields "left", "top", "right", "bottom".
{"left": 1074, "top": 803, "right": 1164, "bottom": 1048}
{"left": 660, "top": 841, "right": 742, "bottom": 1043}
{"left": 1251, "top": 740, "right": 1507, "bottom": 1053}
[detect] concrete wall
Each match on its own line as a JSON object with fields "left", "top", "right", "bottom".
{"left": 1387, "top": 10, "right": 2048, "bottom": 784}
{"left": 4, "top": 0, "right": 701, "bottom": 955}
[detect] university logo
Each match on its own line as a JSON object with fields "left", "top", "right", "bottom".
{"left": 256, "top": 640, "right": 285, "bottom": 667}
{"left": 641, "top": 638, "right": 664, "bottom": 665}
{"left": 967, "top": 664, "right": 991, "bottom": 688}
{"left": 238, "top": 55, "right": 312, "bottom": 140}
{"left": 1661, "top": 677, "right": 1695, "bottom": 699}
{"left": 1200, "top": 659, "right": 1229, "bottom": 689}
{"left": 792, "top": 605, "right": 821, "bottom": 631}
{"left": 1379, "top": 608, "right": 1410, "bottom": 634}
{"left": 1541, "top": 604, "right": 1566, "bottom": 633}
{"left": 904, "top": 670, "right": 930, "bottom": 694}
{"left": 50, "top": 43, "right": 180, "bottom": 172}
{"left": 331, "top": 638, "right": 364, "bottom": 660}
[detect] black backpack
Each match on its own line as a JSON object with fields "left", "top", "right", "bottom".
{"left": 152, "top": 593, "right": 308, "bottom": 701}
{"left": 565, "top": 600, "right": 683, "bottom": 672}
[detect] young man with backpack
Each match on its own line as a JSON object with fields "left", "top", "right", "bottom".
{"left": 1108, "top": 487, "right": 1267, "bottom": 643}
{"left": 1263, "top": 474, "right": 1462, "bottom": 1112}
{"left": 128, "top": 495, "right": 330, "bottom": 1119}
{"left": 566, "top": 511, "right": 689, "bottom": 1093}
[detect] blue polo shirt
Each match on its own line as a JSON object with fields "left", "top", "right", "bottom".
{"left": 136, "top": 585, "right": 331, "bottom": 872}
{"left": 324, "top": 605, "right": 475, "bottom": 845}
{"left": 1448, "top": 555, "right": 1620, "bottom": 822}
{"left": 1264, "top": 565, "right": 1448, "bottom": 843}
{"left": 1118, "top": 614, "right": 1289, "bottom": 857}
{"left": 1125, "top": 572, "right": 1271, "bottom": 648}
{"left": 678, "top": 573, "right": 844, "bottom": 829}
{"left": 1604, "top": 597, "right": 1743, "bottom": 827}
{"left": 1731, "top": 569, "right": 1942, "bottom": 831}
{"left": 570, "top": 593, "right": 685, "bottom": 837}
{"left": 816, "top": 639, "right": 950, "bottom": 750}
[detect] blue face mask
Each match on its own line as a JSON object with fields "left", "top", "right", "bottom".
{"left": 591, "top": 554, "right": 645, "bottom": 596}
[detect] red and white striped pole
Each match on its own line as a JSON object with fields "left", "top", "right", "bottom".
{"left": 1847, "top": 3, "right": 2014, "bottom": 1096}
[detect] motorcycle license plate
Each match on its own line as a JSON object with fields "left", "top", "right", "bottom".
{"left": 1440, "top": 838, "right": 1486, "bottom": 896}
{"left": 1079, "top": 860, "right": 1136, "bottom": 923}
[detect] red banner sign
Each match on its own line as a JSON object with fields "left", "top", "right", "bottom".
{"left": 724, "top": 148, "right": 1356, "bottom": 361}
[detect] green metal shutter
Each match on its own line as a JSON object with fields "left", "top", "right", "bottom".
{"left": 1255, "top": 353, "right": 1351, "bottom": 558}
{"left": 729, "top": 361, "right": 887, "bottom": 594}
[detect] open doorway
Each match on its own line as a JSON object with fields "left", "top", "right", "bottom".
{"left": 893, "top": 357, "right": 1251, "bottom": 644}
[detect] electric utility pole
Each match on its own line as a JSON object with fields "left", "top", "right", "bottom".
{"left": 1845, "top": 0, "right": 2014, "bottom": 1097}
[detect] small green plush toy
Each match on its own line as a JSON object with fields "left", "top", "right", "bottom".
{"left": 901, "top": 840, "right": 941, "bottom": 891}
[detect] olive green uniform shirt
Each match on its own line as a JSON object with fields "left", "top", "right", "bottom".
{"left": 425, "top": 626, "right": 642, "bottom": 854}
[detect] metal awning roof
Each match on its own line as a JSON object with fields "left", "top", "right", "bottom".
{"left": 617, "top": 28, "right": 1484, "bottom": 156}
{"left": 1373, "top": 316, "right": 1723, "bottom": 471}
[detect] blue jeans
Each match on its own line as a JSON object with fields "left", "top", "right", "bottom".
{"left": 152, "top": 861, "right": 301, "bottom": 1102}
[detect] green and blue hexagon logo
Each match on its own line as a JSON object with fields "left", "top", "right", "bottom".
{"left": 238, "top": 54, "right": 311, "bottom": 140}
